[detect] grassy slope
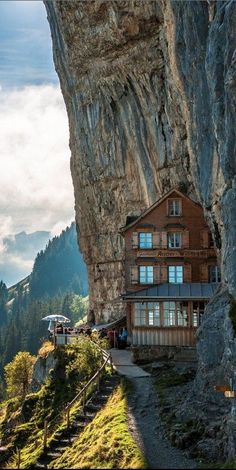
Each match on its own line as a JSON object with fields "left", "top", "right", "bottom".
{"left": 0, "top": 339, "right": 105, "bottom": 469}
{"left": 49, "top": 381, "right": 148, "bottom": 470}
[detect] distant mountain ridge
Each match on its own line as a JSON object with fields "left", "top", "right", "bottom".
{"left": 30, "top": 222, "right": 88, "bottom": 298}
{"left": 0, "top": 222, "right": 89, "bottom": 374}
{"left": 1, "top": 230, "right": 51, "bottom": 287}
{"left": 6, "top": 222, "right": 88, "bottom": 303}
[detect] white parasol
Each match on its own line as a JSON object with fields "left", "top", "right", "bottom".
{"left": 42, "top": 314, "right": 71, "bottom": 332}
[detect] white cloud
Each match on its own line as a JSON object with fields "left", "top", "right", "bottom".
{"left": 0, "top": 84, "right": 74, "bottom": 239}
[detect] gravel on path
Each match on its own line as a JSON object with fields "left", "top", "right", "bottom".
{"left": 127, "top": 376, "right": 197, "bottom": 469}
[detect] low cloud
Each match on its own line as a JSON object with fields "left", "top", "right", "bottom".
{"left": 0, "top": 84, "right": 74, "bottom": 237}
{"left": 0, "top": 84, "right": 75, "bottom": 284}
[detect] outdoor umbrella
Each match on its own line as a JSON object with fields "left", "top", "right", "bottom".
{"left": 41, "top": 314, "right": 71, "bottom": 332}
{"left": 41, "top": 314, "right": 71, "bottom": 323}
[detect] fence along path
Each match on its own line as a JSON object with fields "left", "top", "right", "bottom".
{"left": 16, "top": 341, "right": 114, "bottom": 469}
{"left": 44, "top": 342, "right": 113, "bottom": 448}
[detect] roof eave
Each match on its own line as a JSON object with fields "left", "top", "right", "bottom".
{"left": 119, "top": 188, "right": 201, "bottom": 233}
{"left": 123, "top": 296, "right": 212, "bottom": 301}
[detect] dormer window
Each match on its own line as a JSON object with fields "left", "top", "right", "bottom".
{"left": 168, "top": 199, "right": 182, "bottom": 216}
{"left": 139, "top": 233, "right": 153, "bottom": 249}
{"left": 168, "top": 232, "right": 181, "bottom": 248}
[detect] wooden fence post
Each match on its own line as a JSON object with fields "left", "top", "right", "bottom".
{"left": 16, "top": 447, "right": 21, "bottom": 469}
{"left": 83, "top": 390, "right": 86, "bottom": 414}
{"left": 96, "top": 373, "right": 100, "bottom": 391}
{"left": 43, "top": 419, "right": 48, "bottom": 451}
{"left": 66, "top": 406, "right": 70, "bottom": 429}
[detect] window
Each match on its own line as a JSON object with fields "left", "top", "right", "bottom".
{"left": 163, "top": 301, "right": 189, "bottom": 327}
{"left": 163, "top": 301, "right": 176, "bottom": 326}
{"left": 209, "top": 233, "right": 214, "bottom": 248}
{"left": 147, "top": 302, "right": 160, "bottom": 326}
{"left": 192, "top": 302, "right": 206, "bottom": 327}
{"left": 134, "top": 302, "right": 160, "bottom": 326}
{"left": 176, "top": 302, "right": 188, "bottom": 326}
{"left": 168, "top": 266, "right": 183, "bottom": 283}
{"left": 209, "top": 265, "right": 221, "bottom": 283}
{"left": 168, "top": 199, "right": 181, "bottom": 216}
{"left": 134, "top": 303, "right": 147, "bottom": 326}
{"left": 139, "top": 266, "right": 154, "bottom": 284}
{"left": 139, "top": 232, "right": 153, "bottom": 249}
{"left": 168, "top": 232, "right": 181, "bottom": 248}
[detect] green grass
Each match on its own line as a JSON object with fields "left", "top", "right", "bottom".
{"left": 1, "top": 338, "right": 106, "bottom": 469}
{"left": 49, "top": 381, "right": 148, "bottom": 469}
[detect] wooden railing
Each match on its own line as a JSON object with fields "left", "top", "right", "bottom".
{"left": 43, "top": 342, "right": 113, "bottom": 449}
{"left": 15, "top": 342, "right": 113, "bottom": 468}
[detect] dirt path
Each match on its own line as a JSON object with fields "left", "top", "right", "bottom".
{"left": 127, "top": 376, "right": 197, "bottom": 469}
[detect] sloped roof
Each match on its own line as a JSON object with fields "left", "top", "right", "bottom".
{"left": 123, "top": 283, "right": 219, "bottom": 300}
{"left": 92, "top": 316, "right": 126, "bottom": 331}
{"left": 120, "top": 188, "right": 201, "bottom": 233}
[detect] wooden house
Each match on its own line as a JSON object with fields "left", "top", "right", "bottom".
{"left": 120, "top": 189, "right": 220, "bottom": 348}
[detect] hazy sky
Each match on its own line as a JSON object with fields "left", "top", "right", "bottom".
{"left": 0, "top": 1, "right": 75, "bottom": 284}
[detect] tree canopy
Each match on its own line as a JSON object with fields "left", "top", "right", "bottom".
{"left": 4, "top": 351, "right": 36, "bottom": 399}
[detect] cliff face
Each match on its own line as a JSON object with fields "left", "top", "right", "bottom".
{"left": 44, "top": 0, "right": 236, "bottom": 439}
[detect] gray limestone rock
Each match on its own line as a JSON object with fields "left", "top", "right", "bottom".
{"left": 44, "top": 0, "right": 236, "bottom": 459}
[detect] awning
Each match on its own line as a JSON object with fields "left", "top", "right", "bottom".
{"left": 123, "top": 283, "right": 219, "bottom": 301}
{"left": 92, "top": 315, "right": 126, "bottom": 331}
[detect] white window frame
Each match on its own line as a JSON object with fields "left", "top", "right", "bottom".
{"left": 209, "top": 265, "right": 221, "bottom": 283}
{"left": 139, "top": 266, "right": 154, "bottom": 284}
{"left": 139, "top": 232, "right": 153, "bottom": 249}
{"left": 168, "top": 266, "right": 183, "bottom": 283}
{"left": 168, "top": 199, "right": 182, "bottom": 216}
{"left": 168, "top": 232, "right": 182, "bottom": 248}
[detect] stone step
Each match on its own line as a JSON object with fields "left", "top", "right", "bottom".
{"left": 45, "top": 451, "right": 61, "bottom": 459}
{"left": 85, "top": 403, "right": 101, "bottom": 412}
{"left": 53, "top": 446, "right": 68, "bottom": 453}
{"left": 34, "top": 374, "right": 120, "bottom": 469}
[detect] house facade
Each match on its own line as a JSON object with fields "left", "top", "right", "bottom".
{"left": 120, "top": 189, "right": 220, "bottom": 348}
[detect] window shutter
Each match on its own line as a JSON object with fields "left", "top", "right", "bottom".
{"left": 182, "top": 230, "right": 189, "bottom": 248}
{"left": 132, "top": 232, "right": 138, "bottom": 248}
{"left": 161, "top": 232, "right": 167, "bottom": 248}
{"left": 200, "top": 263, "right": 208, "bottom": 282}
{"left": 154, "top": 266, "right": 161, "bottom": 283}
{"left": 161, "top": 266, "right": 168, "bottom": 282}
{"left": 184, "top": 264, "right": 192, "bottom": 282}
{"left": 200, "top": 229, "right": 209, "bottom": 248}
{"left": 153, "top": 232, "right": 161, "bottom": 248}
{"left": 130, "top": 266, "right": 139, "bottom": 284}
